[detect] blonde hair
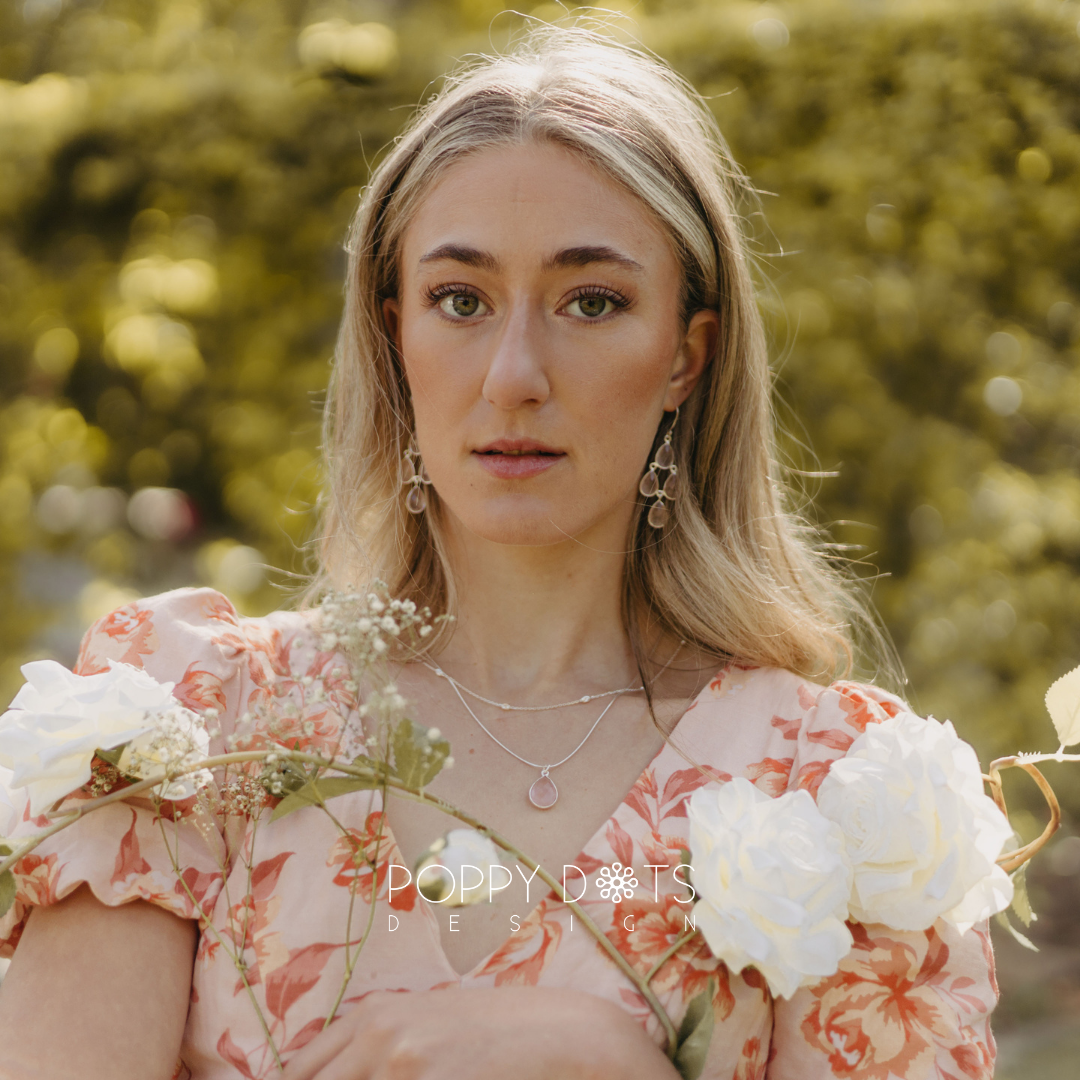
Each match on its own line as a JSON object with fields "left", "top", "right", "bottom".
{"left": 314, "top": 24, "right": 888, "bottom": 685}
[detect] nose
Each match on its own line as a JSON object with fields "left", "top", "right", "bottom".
{"left": 481, "top": 301, "right": 551, "bottom": 411}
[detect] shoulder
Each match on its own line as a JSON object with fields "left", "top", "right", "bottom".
{"left": 74, "top": 586, "right": 238, "bottom": 675}
{"left": 696, "top": 664, "right": 908, "bottom": 723}
{"left": 680, "top": 664, "right": 917, "bottom": 797}
{"left": 74, "top": 586, "right": 317, "bottom": 714}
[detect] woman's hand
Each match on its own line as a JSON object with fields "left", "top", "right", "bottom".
{"left": 280, "top": 985, "right": 680, "bottom": 1080}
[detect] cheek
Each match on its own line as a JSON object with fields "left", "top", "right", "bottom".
{"left": 399, "top": 319, "right": 474, "bottom": 407}
{"left": 559, "top": 330, "right": 679, "bottom": 475}
{"left": 398, "top": 321, "right": 484, "bottom": 476}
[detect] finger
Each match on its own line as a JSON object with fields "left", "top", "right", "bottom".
{"left": 304, "top": 1021, "right": 397, "bottom": 1080}
{"left": 280, "top": 1016, "right": 357, "bottom": 1080}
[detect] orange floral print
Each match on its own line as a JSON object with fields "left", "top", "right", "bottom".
{"left": 608, "top": 894, "right": 733, "bottom": 1013}
{"left": 13, "top": 852, "right": 61, "bottom": 907}
{"left": 745, "top": 756, "right": 794, "bottom": 796}
{"left": 0, "top": 588, "right": 999, "bottom": 1078}
{"left": 800, "top": 924, "right": 979, "bottom": 1080}
{"left": 474, "top": 902, "right": 562, "bottom": 986}
{"left": 175, "top": 664, "right": 228, "bottom": 715}
{"left": 734, "top": 1036, "right": 768, "bottom": 1080}
{"left": 326, "top": 812, "right": 391, "bottom": 902}
{"left": 75, "top": 604, "right": 158, "bottom": 673}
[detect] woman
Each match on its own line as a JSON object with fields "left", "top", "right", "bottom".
{"left": 0, "top": 26, "right": 999, "bottom": 1080}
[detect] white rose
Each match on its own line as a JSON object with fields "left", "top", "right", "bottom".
{"left": 0, "top": 765, "right": 17, "bottom": 837}
{"left": 817, "top": 712, "right": 1014, "bottom": 933}
{"left": 688, "top": 777, "right": 854, "bottom": 1000}
{"left": 414, "top": 827, "right": 506, "bottom": 907}
{"left": 0, "top": 659, "right": 181, "bottom": 814}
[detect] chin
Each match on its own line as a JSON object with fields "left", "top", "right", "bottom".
{"left": 447, "top": 497, "right": 597, "bottom": 547}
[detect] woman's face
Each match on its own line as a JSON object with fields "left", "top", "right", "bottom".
{"left": 384, "top": 140, "right": 716, "bottom": 548}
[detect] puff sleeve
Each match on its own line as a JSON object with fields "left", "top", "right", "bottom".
{"left": 0, "top": 587, "right": 246, "bottom": 955}
{"left": 768, "top": 681, "right": 999, "bottom": 1080}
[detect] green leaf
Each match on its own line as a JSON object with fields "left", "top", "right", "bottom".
{"left": 673, "top": 977, "right": 715, "bottom": 1080}
{"left": 95, "top": 746, "right": 126, "bottom": 768}
{"left": 351, "top": 754, "right": 389, "bottom": 772}
{"left": 270, "top": 775, "right": 382, "bottom": 822}
{"left": 391, "top": 718, "right": 450, "bottom": 789}
{"left": 1010, "top": 863, "right": 1037, "bottom": 928}
{"left": 994, "top": 910, "right": 1039, "bottom": 952}
{"left": 0, "top": 870, "right": 15, "bottom": 919}
{"left": 0, "top": 843, "right": 12, "bottom": 858}
{"left": 1046, "top": 664, "right": 1080, "bottom": 749}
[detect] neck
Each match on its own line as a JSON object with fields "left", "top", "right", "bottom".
{"left": 433, "top": 520, "right": 638, "bottom": 704}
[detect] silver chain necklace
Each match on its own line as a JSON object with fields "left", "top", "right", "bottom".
{"left": 438, "top": 674, "right": 628, "bottom": 809}
{"left": 422, "top": 661, "right": 643, "bottom": 712}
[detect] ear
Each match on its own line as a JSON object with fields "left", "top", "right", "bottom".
{"left": 382, "top": 297, "right": 403, "bottom": 355}
{"left": 663, "top": 309, "right": 718, "bottom": 411}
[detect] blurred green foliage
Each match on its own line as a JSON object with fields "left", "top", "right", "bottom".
{"left": 3, "top": 0, "right": 1080, "bottom": 821}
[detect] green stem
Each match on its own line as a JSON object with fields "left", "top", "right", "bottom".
{"left": 162, "top": 815, "right": 283, "bottom": 1072}
{"left": 7, "top": 748, "right": 681, "bottom": 1053}
{"left": 385, "top": 784, "right": 679, "bottom": 1053}
{"left": 2, "top": 751, "right": 276, "bottom": 877}
{"left": 323, "top": 796, "right": 388, "bottom": 1028}
{"left": 644, "top": 929, "right": 699, "bottom": 986}
{"left": 235, "top": 813, "right": 262, "bottom": 1030}
{"left": 0, "top": 811, "right": 80, "bottom": 874}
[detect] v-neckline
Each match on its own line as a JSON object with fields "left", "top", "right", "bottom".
{"left": 376, "top": 664, "right": 726, "bottom": 982}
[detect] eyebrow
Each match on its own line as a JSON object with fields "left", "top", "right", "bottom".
{"left": 543, "top": 245, "right": 645, "bottom": 273}
{"left": 418, "top": 244, "right": 499, "bottom": 272}
{"left": 416, "top": 243, "right": 645, "bottom": 274}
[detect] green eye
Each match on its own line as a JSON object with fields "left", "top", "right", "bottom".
{"left": 570, "top": 296, "right": 613, "bottom": 318}
{"left": 440, "top": 293, "right": 485, "bottom": 318}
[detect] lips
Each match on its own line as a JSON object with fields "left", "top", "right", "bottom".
{"left": 473, "top": 439, "right": 566, "bottom": 480}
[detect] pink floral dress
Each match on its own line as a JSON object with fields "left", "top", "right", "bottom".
{"left": 0, "top": 587, "right": 999, "bottom": 1080}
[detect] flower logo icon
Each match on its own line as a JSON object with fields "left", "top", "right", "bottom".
{"left": 595, "top": 862, "right": 638, "bottom": 902}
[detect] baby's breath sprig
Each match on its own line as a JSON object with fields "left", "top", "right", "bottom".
{"left": 119, "top": 704, "right": 213, "bottom": 800}
{"left": 315, "top": 582, "right": 437, "bottom": 666}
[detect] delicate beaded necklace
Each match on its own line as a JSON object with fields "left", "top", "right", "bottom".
{"left": 437, "top": 675, "right": 628, "bottom": 809}
{"left": 421, "top": 661, "right": 644, "bottom": 712}
{"left": 420, "top": 651, "right": 682, "bottom": 810}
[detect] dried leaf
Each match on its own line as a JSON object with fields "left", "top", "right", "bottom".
{"left": 0, "top": 870, "right": 14, "bottom": 918}
{"left": 994, "top": 910, "right": 1039, "bottom": 952}
{"left": 270, "top": 775, "right": 381, "bottom": 822}
{"left": 1045, "top": 665, "right": 1080, "bottom": 749}
{"left": 673, "top": 977, "right": 715, "bottom": 1080}
{"left": 391, "top": 718, "right": 449, "bottom": 789}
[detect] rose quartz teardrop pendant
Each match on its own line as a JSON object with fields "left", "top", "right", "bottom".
{"left": 528, "top": 773, "right": 558, "bottom": 809}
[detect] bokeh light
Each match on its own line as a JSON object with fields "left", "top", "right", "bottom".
{"left": 4, "top": 0, "right": 1080, "bottom": 1048}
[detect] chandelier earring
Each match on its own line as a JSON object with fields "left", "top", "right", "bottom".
{"left": 639, "top": 407, "right": 680, "bottom": 529}
{"left": 402, "top": 438, "right": 432, "bottom": 515}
